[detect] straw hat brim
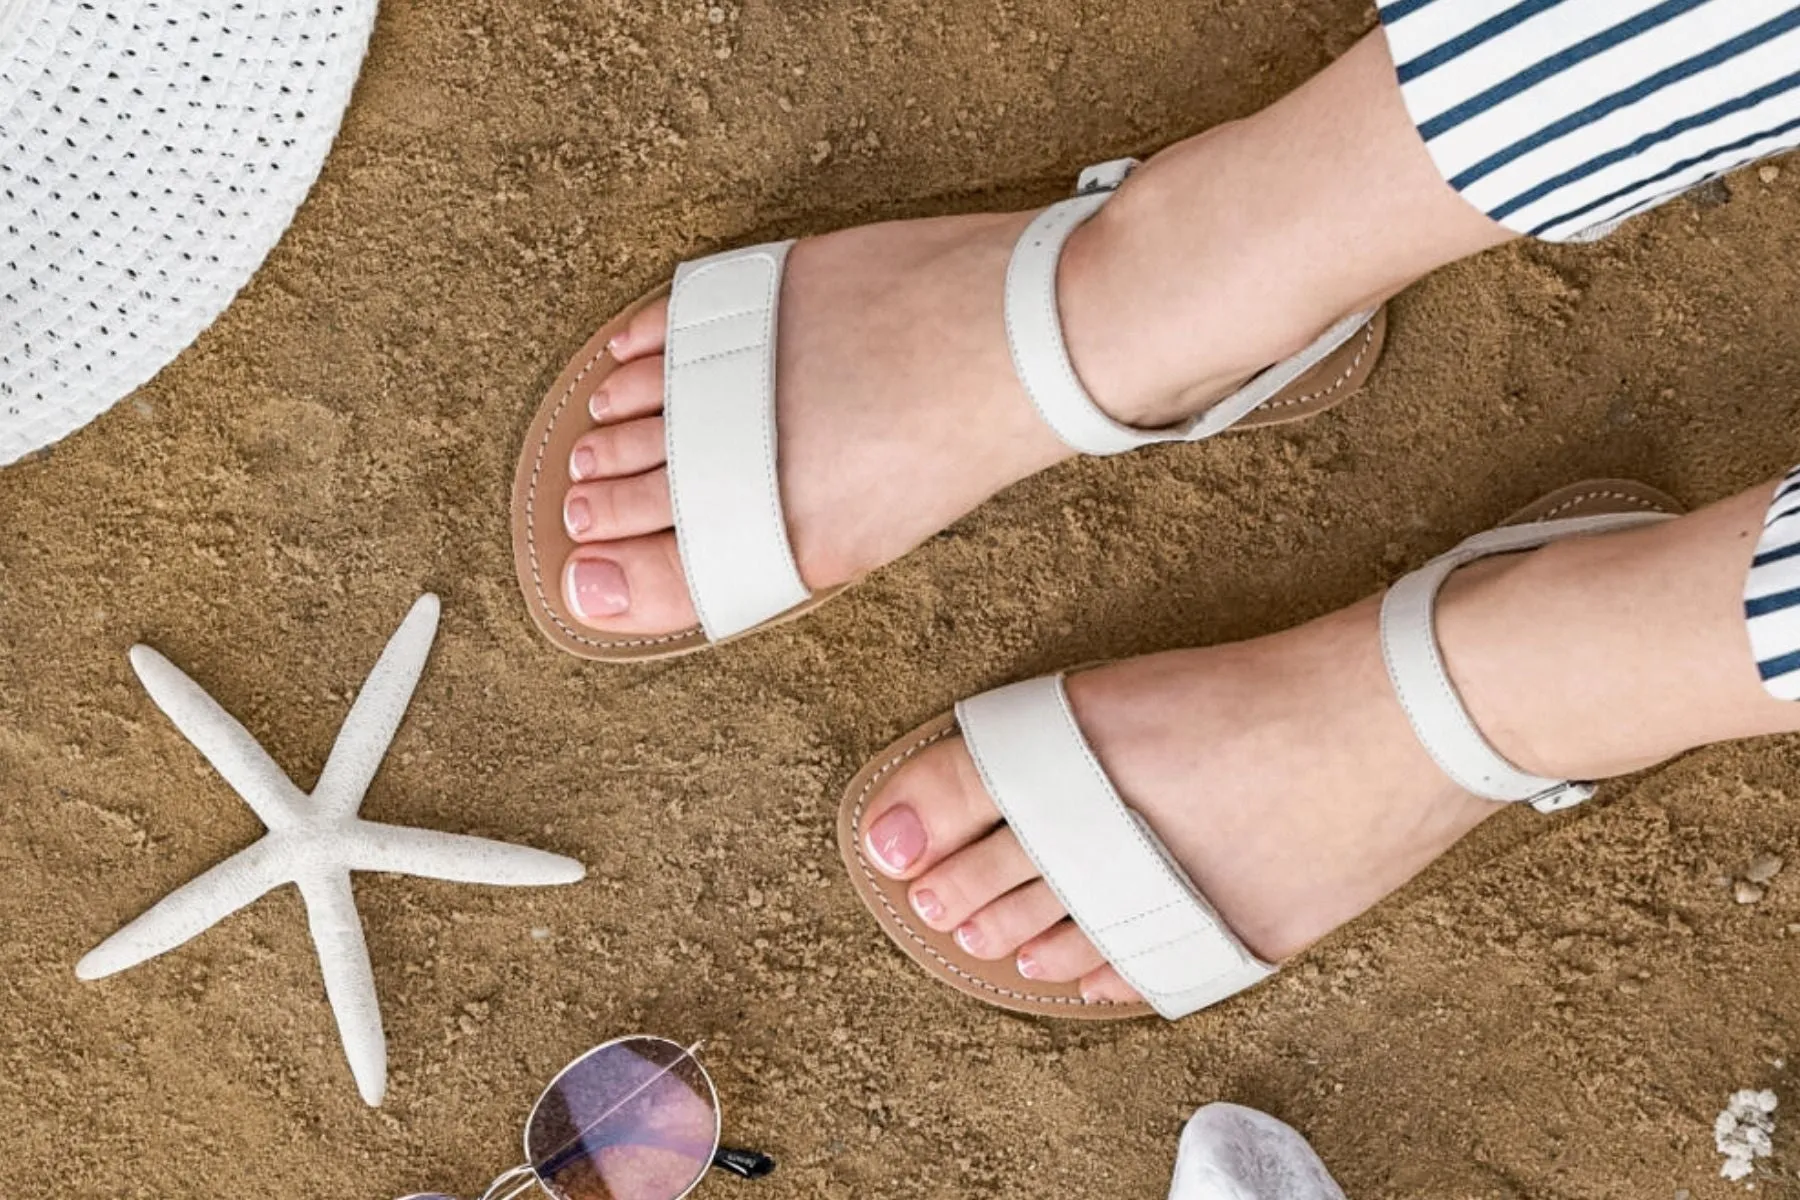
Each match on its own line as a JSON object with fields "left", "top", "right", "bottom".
{"left": 0, "top": 0, "right": 380, "bottom": 466}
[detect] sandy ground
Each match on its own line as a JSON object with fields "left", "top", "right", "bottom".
{"left": 4, "top": 0, "right": 1800, "bottom": 1196}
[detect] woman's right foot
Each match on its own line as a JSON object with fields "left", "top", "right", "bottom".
{"left": 547, "top": 32, "right": 1505, "bottom": 637}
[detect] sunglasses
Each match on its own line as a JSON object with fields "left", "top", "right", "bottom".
{"left": 400, "top": 1036, "right": 775, "bottom": 1200}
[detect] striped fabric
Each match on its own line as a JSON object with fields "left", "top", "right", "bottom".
{"left": 1379, "top": 0, "right": 1800, "bottom": 241}
{"left": 1746, "top": 468, "right": 1800, "bottom": 700}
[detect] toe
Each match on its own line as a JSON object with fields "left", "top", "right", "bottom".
{"left": 862, "top": 735, "right": 1001, "bottom": 880}
{"left": 569, "top": 416, "right": 667, "bottom": 482}
{"left": 561, "top": 533, "right": 698, "bottom": 633}
{"left": 605, "top": 297, "right": 669, "bottom": 363}
{"left": 1015, "top": 920, "right": 1107, "bottom": 984}
{"left": 948, "top": 879, "right": 1065, "bottom": 961}
{"left": 905, "top": 827, "right": 1037, "bottom": 934}
{"left": 585, "top": 357, "right": 666, "bottom": 426}
{"left": 1075, "top": 964, "right": 1144, "bottom": 1005}
{"left": 565, "top": 469, "right": 674, "bottom": 543}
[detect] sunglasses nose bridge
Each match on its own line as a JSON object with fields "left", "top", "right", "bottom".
{"left": 480, "top": 1164, "right": 540, "bottom": 1200}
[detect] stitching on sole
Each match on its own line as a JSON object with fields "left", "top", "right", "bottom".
{"left": 1253, "top": 320, "right": 1376, "bottom": 412}
{"left": 1536, "top": 489, "right": 1667, "bottom": 520}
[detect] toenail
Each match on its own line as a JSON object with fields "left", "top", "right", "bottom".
{"left": 953, "top": 923, "right": 983, "bottom": 954}
{"left": 1079, "top": 981, "right": 1104, "bottom": 1003}
{"left": 912, "top": 889, "right": 944, "bottom": 923}
{"left": 566, "top": 559, "right": 630, "bottom": 618}
{"left": 589, "top": 388, "right": 611, "bottom": 421}
{"left": 606, "top": 333, "right": 628, "bottom": 359}
{"left": 866, "top": 805, "right": 927, "bottom": 874}
{"left": 570, "top": 446, "right": 599, "bottom": 480}
{"left": 1016, "top": 951, "right": 1041, "bottom": 979}
{"left": 565, "top": 496, "right": 593, "bottom": 537}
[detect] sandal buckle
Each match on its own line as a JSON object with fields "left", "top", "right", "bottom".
{"left": 1076, "top": 157, "right": 1139, "bottom": 196}
{"left": 1527, "top": 781, "right": 1595, "bottom": 814}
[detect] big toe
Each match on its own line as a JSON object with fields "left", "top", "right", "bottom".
{"left": 859, "top": 735, "right": 1003, "bottom": 880}
{"left": 562, "top": 533, "right": 699, "bottom": 634}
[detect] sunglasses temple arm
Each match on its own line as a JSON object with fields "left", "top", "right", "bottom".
{"left": 710, "top": 1147, "right": 776, "bottom": 1180}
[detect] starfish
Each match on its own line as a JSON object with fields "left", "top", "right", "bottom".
{"left": 75, "top": 594, "right": 585, "bottom": 1106}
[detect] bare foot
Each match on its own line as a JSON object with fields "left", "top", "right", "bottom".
{"left": 852, "top": 506, "right": 1745, "bottom": 1004}
{"left": 856, "top": 579, "right": 1502, "bottom": 1002}
{"left": 548, "top": 33, "right": 1504, "bottom": 635}
{"left": 558, "top": 209, "right": 1074, "bottom": 633}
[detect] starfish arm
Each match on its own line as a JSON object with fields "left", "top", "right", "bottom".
{"left": 346, "top": 822, "right": 586, "bottom": 886}
{"left": 75, "top": 835, "right": 288, "bottom": 980}
{"left": 311, "top": 594, "right": 440, "bottom": 821}
{"left": 296, "top": 869, "right": 387, "bottom": 1107}
{"left": 128, "top": 645, "right": 308, "bottom": 831}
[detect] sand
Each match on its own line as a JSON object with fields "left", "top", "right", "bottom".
{"left": 3, "top": 0, "right": 1799, "bottom": 1196}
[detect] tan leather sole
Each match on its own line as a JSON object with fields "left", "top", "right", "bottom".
{"left": 512, "top": 286, "right": 1387, "bottom": 663}
{"left": 837, "top": 478, "right": 1684, "bottom": 1020}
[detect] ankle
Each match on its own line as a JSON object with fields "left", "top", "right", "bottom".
{"left": 1432, "top": 534, "right": 1706, "bottom": 782}
{"left": 1055, "top": 138, "right": 1304, "bottom": 429}
{"left": 1051, "top": 29, "right": 1519, "bottom": 432}
{"left": 1053, "top": 125, "right": 1386, "bottom": 430}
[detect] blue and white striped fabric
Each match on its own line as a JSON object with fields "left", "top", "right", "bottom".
{"left": 1746, "top": 468, "right": 1800, "bottom": 700}
{"left": 1379, "top": 0, "right": 1800, "bottom": 241}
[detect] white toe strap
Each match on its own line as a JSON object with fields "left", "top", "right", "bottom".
{"left": 1380, "top": 509, "right": 1674, "bottom": 813}
{"left": 956, "top": 676, "right": 1274, "bottom": 1019}
{"left": 1004, "top": 158, "right": 1377, "bottom": 457}
{"left": 663, "top": 242, "right": 810, "bottom": 642}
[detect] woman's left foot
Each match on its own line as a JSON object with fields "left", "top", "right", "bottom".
{"left": 855, "top": 489, "right": 1769, "bottom": 1004}
{"left": 857, "top": 576, "right": 1504, "bottom": 1002}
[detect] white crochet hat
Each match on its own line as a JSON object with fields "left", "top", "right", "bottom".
{"left": 0, "top": 0, "right": 379, "bottom": 466}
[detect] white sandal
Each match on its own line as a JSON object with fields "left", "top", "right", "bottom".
{"left": 837, "top": 480, "right": 1682, "bottom": 1019}
{"left": 512, "top": 159, "right": 1387, "bottom": 661}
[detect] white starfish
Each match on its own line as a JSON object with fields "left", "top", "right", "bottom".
{"left": 75, "top": 594, "right": 585, "bottom": 1107}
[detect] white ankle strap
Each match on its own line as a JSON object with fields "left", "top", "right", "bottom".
{"left": 1379, "top": 509, "right": 1674, "bottom": 813}
{"left": 1002, "top": 158, "right": 1377, "bottom": 458}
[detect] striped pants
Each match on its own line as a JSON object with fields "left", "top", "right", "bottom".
{"left": 1377, "top": 0, "right": 1800, "bottom": 696}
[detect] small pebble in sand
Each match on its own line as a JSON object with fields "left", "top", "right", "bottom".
{"left": 1716, "top": 1089, "right": 1778, "bottom": 1183}
{"left": 1736, "top": 880, "right": 1767, "bottom": 905}
{"left": 1747, "top": 854, "right": 1784, "bottom": 884}
{"left": 530, "top": 927, "right": 552, "bottom": 941}
{"left": 1691, "top": 176, "right": 1734, "bottom": 208}
{"left": 1761, "top": 164, "right": 1783, "bottom": 184}
{"left": 810, "top": 140, "right": 832, "bottom": 164}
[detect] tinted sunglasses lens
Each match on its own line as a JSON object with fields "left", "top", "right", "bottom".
{"left": 526, "top": 1037, "right": 720, "bottom": 1200}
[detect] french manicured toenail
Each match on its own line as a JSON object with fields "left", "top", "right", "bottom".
{"left": 866, "top": 805, "right": 927, "bottom": 874}
{"left": 565, "top": 496, "right": 593, "bottom": 537}
{"left": 912, "top": 889, "right": 944, "bottom": 922}
{"left": 1079, "top": 982, "right": 1103, "bottom": 1003}
{"left": 606, "top": 334, "right": 628, "bottom": 358}
{"left": 1016, "top": 952, "right": 1040, "bottom": 979}
{"left": 953, "top": 923, "right": 982, "bottom": 954}
{"left": 567, "top": 559, "right": 630, "bottom": 618}
{"left": 589, "top": 388, "right": 611, "bottom": 421}
{"left": 571, "top": 446, "right": 599, "bottom": 480}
